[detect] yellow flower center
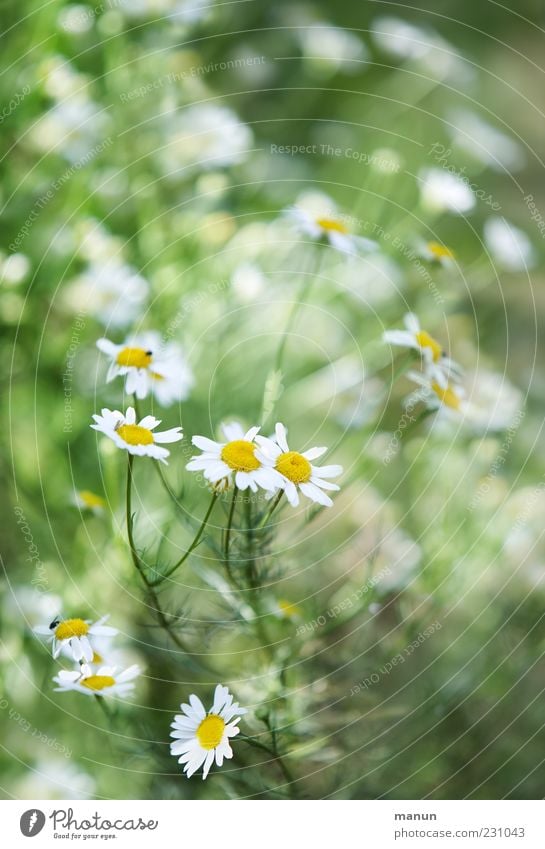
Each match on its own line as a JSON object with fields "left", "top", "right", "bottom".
{"left": 427, "top": 241, "right": 454, "bottom": 260}
{"left": 55, "top": 618, "right": 89, "bottom": 640}
{"left": 432, "top": 382, "right": 461, "bottom": 411}
{"left": 78, "top": 490, "right": 105, "bottom": 510}
{"left": 415, "top": 330, "right": 442, "bottom": 363}
{"left": 275, "top": 451, "right": 312, "bottom": 484}
{"left": 221, "top": 440, "right": 260, "bottom": 472}
{"left": 150, "top": 371, "right": 165, "bottom": 381}
{"left": 81, "top": 675, "right": 116, "bottom": 691}
{"left": 316, "top": 217, "right": 348, "bottom": 234}
{"left": 196, "top": 714, "right": 225, "bottom": 750}
{"left": 116, "top": 424, "right": 154, "bottom": 445}
{"left": 91, "top": 651, "right": 103, "bottom": 664}
{"left": 278, "top": 599, "right": 301, "bottom": 618}
{"left": 116, "top": 347, "right": 153, "bottom": 369}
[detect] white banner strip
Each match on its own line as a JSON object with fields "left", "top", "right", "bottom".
{"left": 2, "top": 800, "right": 545, "bottom": 848}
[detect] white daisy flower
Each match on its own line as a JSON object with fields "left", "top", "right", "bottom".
{"left": 418, "top": 168, "right": 476, "bottom": 215}
{"left": 383, "top": 313, "right": 461, "bottom": 388}
{"left": 90, "top": 406, "right": 183, "bottom": 465}
{"left": 256, "top": 423, "right": 343, "bottom": 508}
{"left": 406, "top": 370, "right": 468, "bottom": 417}
{"left": 448, "top": 109, "right": 525, "bottom": 173}
{"left": 287, "top": 194, "right": 378, "bottom": 255}
{"left": 96, "top": 331, "right": 194, "bottom": 405}
{"left": 72, "top": 489, "right": 106, "bottom": 514}
{"left": 34, "top": 615, "right": 118, "bottom": 662}
{"left": 186, "top": 421, "right": 283, "bottom": 492}
{"left": 483, "top": 216, "right": 536, "bottom": 271}
{"left": 170, "top": 684, "right": 246, "bottom": 780}
{"left": 53, "top": 664, "right": 140, "bottom": 699}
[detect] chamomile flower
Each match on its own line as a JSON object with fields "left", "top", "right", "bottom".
{"left": 53, "top": 664, "right": 140, "bottom": 699}
{"left": 256, "top": 423, "right": 343, "bottom": 508}
{"left": 170, "top": 685, "right": 246, "bottom": 780}
{"left": 72, "top": 489, "right": 106, "bottom": 514}
{"left": 34, "top": 615, "right": 118, "bottom": 662}
{"left": 273, "top": 599, "right": 303, "bottom": 620}
{"left": 383, "top": 313, "right": 461, "bottom": 388}
{"left": 483, "top": 217, "right": 535, "bottom": 271}
{"left": 418, "top": 240, "right": 456, "bottom": 266}
{"left": 90, "top": 407, "right": 183, "bottom": 465}
{"left": 96, "top": 332, "right": 193, "bottom": 405}
{"left": 186, "top": 421, "right": 283, "bottom": 492}
{"left": 287, "top": 194, "right": 378, "bottom": 254}
{"left": 419, "top": 168, "right": 476, "bottom": 215}
{"left": 406, "top": 370, "right": 468, "bottom": 417}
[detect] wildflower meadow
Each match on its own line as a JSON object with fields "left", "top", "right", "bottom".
{"left": 1, "top": 0, "right": 544, "bottom": 807}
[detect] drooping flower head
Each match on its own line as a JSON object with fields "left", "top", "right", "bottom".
{"left": 286, "top": 193, "right": 378, "bottom": 255}
{"left": 97, "top": 331, "right": 193, "bottom": 405}
{"left": 170, "top": 685, "right": 246, "bottom": 780}
{"left": 256, "top": 423, "right": 343, "bottom": 507}
{"left": 383, "top": 313, "right": 462, "bottom": 388}
{"left": 91, "top": 406, "right": 183, "bottom": 464}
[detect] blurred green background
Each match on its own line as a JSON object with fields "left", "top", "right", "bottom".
{"left": 1, "top": 0, "right": 544, "bottom": 799}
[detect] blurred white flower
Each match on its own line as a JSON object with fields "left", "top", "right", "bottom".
{"left": 287, "top": 192, "right": 378, "bottom": 254}
{"left": 370, "top": 16, "right": 473, "bottom": 83}
{"left": 29, "top": 96, "right": 109, "bottom": 162}
{"left": 97, "top": 331, "right": 194, "bottom": 405}
{"left": 116, "top": 0, "right": 209, "bottom": 23}
{"left": 161, "top": 104, "right": 253, "bottom": 175}
{"left": 419, "top": 168, "right": 476, "bottom": 214}
{"left": 71, "top": 489, "right": 107, "bottom": 514}
{"left": 464, "top": 370, "right": 523, "bottom": 433}
{"left": 417, "top": 240, "right": 456, "bottom": 266}
{"left": 34, "top": 615, "right": 118, "bottom": 662}
{"left": 187, "top": 421, "right": 283, "bottom": 492}
{"left": 483, "top": 217, "right": 536, "bottom": 271}
{"left": 0, "top": 252, "right": 31, "bottom": 285}
{"left": 299, "top": 22, "right": 367, "bottom": 75}
{"left": 58, "top": 5, "right": 94, "bottom": 34}
{"left": 65, "top": 260, "right": 149, "bottom": 327}
{"left": 448, "top": 109, "right": 525, "bottom": 172}
{"left": 16, "top": 758, "right": 95, "bottom": 800}
{"left": 54, "top": 664, "right": 141, "bottom": 699}
{"left": 91, "top": 406, "right": 183, "bottom": 464}
{"left": 170, "top": 685, "right": 246, "bottom": 779}
{"left": 256, "top": 422, "right": 343, "bottom": 508}
{"left": 231, "top": 262, "right": 266, "bottom": 301}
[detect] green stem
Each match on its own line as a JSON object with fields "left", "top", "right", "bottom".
{"left": 240, "top": 734, "right": 299, "bottom": 798}
{"left": 153, "top": 491, "right": 218, "bottom": 584}
{"left": 257, "top": 490, "right": 284, "bottom": 530}
{"left": 223, "top": 485, "right": 238, "bottom": 572}
{"left": 125, "top": 455, "right": 196, "bottom": 660}
{"left": 274, "top": 272, "right": 315, "bottom": 375}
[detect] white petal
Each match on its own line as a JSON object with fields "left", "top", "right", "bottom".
{"left": 302, "top": 446, "right": 327, "bottom": 460}
{"left": 189, "top": 694, "right": 206, "bottom": 719}
{"left": 299, "top": 481, "right": 333, "bottom": 507}
{"left": 192, "top": 435, "right": 221, "bottom": 452}
{"left": 312, "top": 464, "right": 343, "bottom": 479}
{"left": 274, "top": 422, "right": 289, "bottom": 452}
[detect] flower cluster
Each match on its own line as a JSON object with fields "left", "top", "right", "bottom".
{"left": 188, "top": 420, "right": 343, "bottom": 506}
{"left": 34, "top": 615, "right": 141, "bottom": 700}
{"left": 383, "top": 312, "right": 467, "bottom": 416}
